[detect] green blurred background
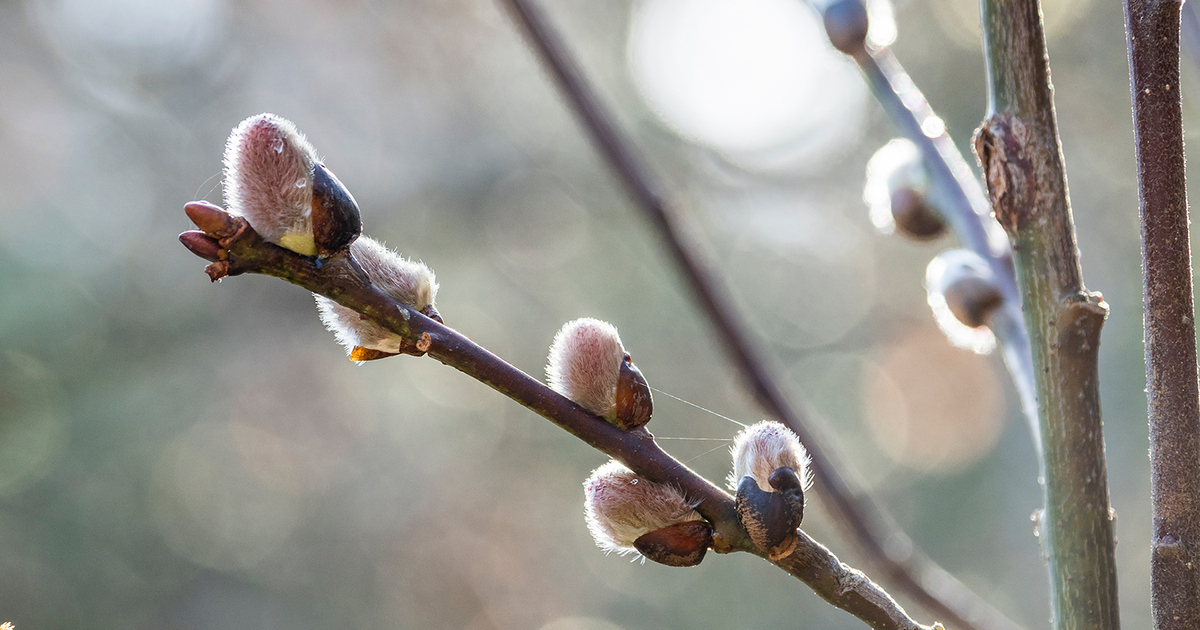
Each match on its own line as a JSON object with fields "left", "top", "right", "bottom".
{"left": 0, "top": 0, "right": 1175, "bottom": 627}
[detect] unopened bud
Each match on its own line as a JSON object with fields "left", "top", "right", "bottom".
{"left": 926, "top": 249, "right": 1002, "bottom": 353}
{"left": 823, "top": 0, "right": 870, "bottom": 55}
{"left": 184, "top": 200, "right": 241, "bottom": 239}
{"left": 546, "top": 319, "right": 653, "bottom": 429}
{"left": 584, "top": 460, "right": 711, "bottom": 566}
{"left": 864, "top": 138, "right": 945, "bottom": 240}
{"left": 224, "top": 113, "right": 361, "bottom": 257}
{"left": 728, "top": 422, "right": 810, "bottom": 559}
{"left": 179, "top": 231, "right": 223, "bottom": 262}
{"left": 316, "top": 236, "right": 439, "bottom": 362}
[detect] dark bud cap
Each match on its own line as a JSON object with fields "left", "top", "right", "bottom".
{"left": 891, "top": 188, "right": 946, "bottom": 240}
{"left": 945, "top": 275, "right": 1004, "bottom": 328}
{"left": 613, "top": 354, "right": 653, "bottom": 430}
{"left": 736, "top": 475, "right": 803, "bottom": 555}
{"left": 185, "top": 200, "right": 240, "bottom": 239}
{"left": 179, "top": 231, "right": 223, "bottom": 262}
{"left": 420, "top": 303, "right": 444, "bottom": 324}
{"left": 633, "top": 520, "right": 712, "bottom": 567}
{"left": 767, "top": 466, "right": 806, "bottom": 527}
{"left": 311, "top": 162, "right": 363, "bottom": 257}
{"left": 823, "top": 0, "right": 870, "bottom": 55}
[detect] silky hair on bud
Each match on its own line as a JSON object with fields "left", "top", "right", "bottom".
{"left": 315, "top": 236, "right": 438, "bottom": 359}
{"left": 584, "top": 460, "right": 701, "bottom": 553}
{"left": 223, "top": 113, "right": 320, "bottom": 255}
{"left": 546, "top": 318, "right": 626, "bottom": 419}
{"left": 728, "top": 421, "right": 812, "bottom": 493}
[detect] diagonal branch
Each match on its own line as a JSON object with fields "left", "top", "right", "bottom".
{"left": 1124, "top": 0, "right": 1200, "bottom": 627}
{"left": 497, "top": 1, "right": 1020, "bottom": 629}
{"left": 179, "top": 216, "right": 938, "bottom": 630}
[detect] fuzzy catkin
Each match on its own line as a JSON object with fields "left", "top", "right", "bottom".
{"left": 315, "top": 236, "right": 437, "bottom": 357}
{"left": 728, "top": 421, "right": 813, "bottom": 493}
{"left": 583, "top": 460, "right": 701, "bottom": 553}
{"left": 223, "top": 113, "right": 320, "bottom": 255}
{"left": 545, "top": 318, "right": 626, "bottom": 419}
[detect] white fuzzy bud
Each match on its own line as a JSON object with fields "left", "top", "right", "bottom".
{"left": 728, "top": 421, "right": 812, "bottom": 493}
{"left": 316, "top": 236, "right": 438, "bottom": 360}
{"left": 925, "top": 249, "right": 999, "bottom": 355}
{"left": 583, "top": 460, "right": 702, "bottom": 554}
{"left": 223, "top": 113, "right": 321, "bottom": 255}
{"left": 863, "top": 138, "right": 944, "bottom": 240}
{"left": 546, "top": 318, "right": 627, "bottom": 420}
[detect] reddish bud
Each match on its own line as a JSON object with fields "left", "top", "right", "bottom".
{"left": 179, "top": 231, "right": 223, "bottom": 262}
{"left": 184, "top": 200, "right": 240, "bottom": 239}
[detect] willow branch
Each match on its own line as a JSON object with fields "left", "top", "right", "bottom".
{"left": 1124, "top": 0, "right": 1200, "bottom": 627}
{"left": 179, "top": 217, "right": 937, "bottom": 630}
{"left": 497, "top": 0, "right": 1016, "bottom": 629}
{"left": 974, "top": 0, "right": 1120, "bottom": 627}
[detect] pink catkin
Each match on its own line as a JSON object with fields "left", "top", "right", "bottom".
{"left": 223, "top": 113, "right": 319, "bottom": 248}
{"left": 583, "top": 460, "right": 700, "bottom": 553}
{"left": 545, "top": 318, "right": 626, "bottom": 419}
{"left": 315, "top": 236, "right": 437, "bottom": 357}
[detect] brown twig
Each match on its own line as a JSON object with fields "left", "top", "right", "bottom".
{"left": 179, "top": 216, "right": 938, "bottom": 630}
{"left": 975, "top": 0, "right": 1120, "bottom": 627}
{"left": 496, "top": 0, "right": 1017, "bottom": 629}
{"left": 1124, "top": 0, "right": 1200, "bottom": 627}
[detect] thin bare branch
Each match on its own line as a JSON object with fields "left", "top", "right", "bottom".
{"left": 497, "top": 1, "right": 1019, "bottom": 629}
{"left": 179, "top": 215, "right": 938, "bottom": 630}
{"left": 1124, "top": 0, "right": 1200, "bottom": 626}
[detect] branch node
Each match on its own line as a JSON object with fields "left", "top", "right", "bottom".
{"left": 973, "top": 113, "right": 1035, "bottom": 234}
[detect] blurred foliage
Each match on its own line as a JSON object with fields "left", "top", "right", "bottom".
{"left": 0, "top": 0, "right": 1175, "bottom": 627}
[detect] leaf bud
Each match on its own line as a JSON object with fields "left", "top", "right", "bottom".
{"left": 822, "top": 0, "right": 870, "bottom": 55}
{"left": 925, "top": 249, "right": 1002, "bottom": 353}
{"left": 546, "top": 319, "right": 653, "bottom": 429}
{"left": 584, "top": 460, "right": 711, "bottom": 567}
{"left": 315, "top": 236, "right": 439, "bottom": 362}
{"left": 224, "top": 113, "right": 360, "bottom": 257}
{"left": 184, "top": 200, "right": 241, "bottom": 239}
{"left": 178, "top": 231, "right": 223, "bottom": 262}
{"left": 863, "top": 138, "right": 945, "bottom": 240}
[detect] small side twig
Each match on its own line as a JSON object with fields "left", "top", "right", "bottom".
{"left": 180, "top": 217, "right": 938, "bottom": 630}
{"left": 1124, "top": 0, "right": 1200, "bottom": 627}
{"left": 498, "top": 1, "right": 1018, "bottom": 629}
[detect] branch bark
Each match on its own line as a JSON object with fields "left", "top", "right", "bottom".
{"left": 179, "top": 217, "right": 938, "bottom": 630}
{"left": 496, "top": 1, "right": 1020, "bottom": 629}
{"left": 1124, "top": 0, "right": 1200, "bottom": 626}
{"left": 974, "top": 0, "right": 1120, "bottom": 627}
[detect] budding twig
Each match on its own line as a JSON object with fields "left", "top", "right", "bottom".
{"left": 179, "top": 211, "right": 938, "bottom": 630}
{"left": 498, "top": 0, "right": 1014, "bottom": 628}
